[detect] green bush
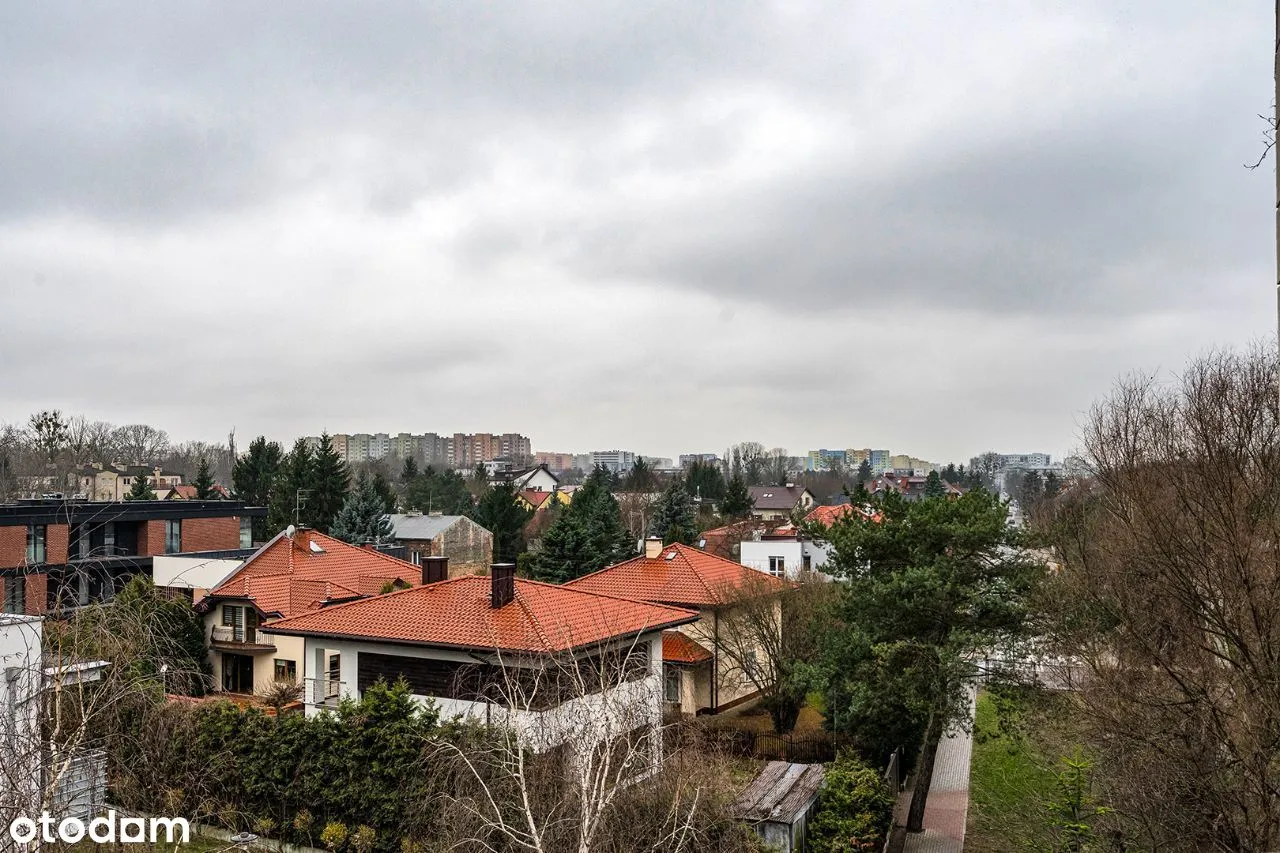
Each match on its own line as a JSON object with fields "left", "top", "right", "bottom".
{"left": 808, "top": 754, "right": 896, "bottom": 853}
{"left": 109, "top": 679, "right": 438, "bottom": 853}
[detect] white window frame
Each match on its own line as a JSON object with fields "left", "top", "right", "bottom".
{"left": 767, "top": 556, "right": 785, "bottom": 578}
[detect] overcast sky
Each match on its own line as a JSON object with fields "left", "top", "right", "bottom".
{"left": 0, "top": 1, "right": 1273, "bottom": 463}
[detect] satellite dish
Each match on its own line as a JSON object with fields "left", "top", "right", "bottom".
{"left": 285, "top": 524, "right": 296, "bottom": 539}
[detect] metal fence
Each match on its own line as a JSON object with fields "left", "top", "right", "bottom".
{"left": 725, "top": 730, "right": 858, "bottom": 764}
{"left": 49, "top": 748, "right": 106, "bottom": 822}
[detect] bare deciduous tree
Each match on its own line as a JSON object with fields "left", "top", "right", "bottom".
{"left": 1039, "top": 344, "right": 1280, "bottom": 852}
{"left": 426, "top": 638, "right": 759, "bottom": 853}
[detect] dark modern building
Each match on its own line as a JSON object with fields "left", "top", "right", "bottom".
{"left": 0, "top": 498, "right": 266, "bottom": 614}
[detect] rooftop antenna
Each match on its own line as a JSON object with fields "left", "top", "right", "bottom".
{"left": 294, "top": 489, "right": 310, "bottom": 525}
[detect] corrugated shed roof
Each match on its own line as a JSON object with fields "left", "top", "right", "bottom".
{"left": 388, "top": 514, "right": 473, "bottom": 540}
{"left": 732, "top": 761, "right": 826, "bottom": 823}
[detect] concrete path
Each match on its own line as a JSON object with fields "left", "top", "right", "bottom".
{"left": 900, "top": 685, "right": 977, "bottom": 853}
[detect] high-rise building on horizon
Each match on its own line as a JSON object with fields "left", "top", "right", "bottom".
{"left": 302, "top": 431, "right": 532, "bottom": 469}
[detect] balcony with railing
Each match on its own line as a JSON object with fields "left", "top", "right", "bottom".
{"left": 210, "top": 624, "right": 276, "bottom": 652}
{"left": 303, "top": 676, "right": 345, "bottom": 710}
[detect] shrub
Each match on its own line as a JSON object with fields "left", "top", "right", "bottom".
{"left": 808, "top": 754, "right": 896, "bottom": 852}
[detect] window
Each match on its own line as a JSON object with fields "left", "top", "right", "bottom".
{"left": 744, "top": 650, "right": 759, "bottom": 680}
{"left": 767, "top": 556, "right": 785, "bottom": 578}
{"left": 25, "top": 525, "right": 46, "bottom": 564}
{"left": 3, "top": 576, "right": 25, "bottom": 614}
{"left": 103, "top": 522, "right": 116, "bottom": 555}
{"left": 663, "top": 666, "right": 681, "bottom": 704}
{"left": 802, "top": 553, "right": 812, "bottom": 572}
{"left": 222, "top": 605, "right": 244, "bottom": 641}
{"left": 274, "top": 659, "right": 297, "bottom": 683}
{"left": 239, "top": 517, "right": 253, "bottom": 549}
{"left": 410, "top": 550, "right": 422, "bottom": 567}
{"left": 326, "top": 654, "right": 341, "bottom": 698}
{"left": 164, "top": 519, "right": 182, "bottom": 554}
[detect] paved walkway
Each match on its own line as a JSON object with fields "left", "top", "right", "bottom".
{"left": 900, "top": 685, "right": 977, "bottom": 853}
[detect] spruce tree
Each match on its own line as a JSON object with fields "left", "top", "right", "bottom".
{"left": 267, "top": 439, "right": 315, "bottom": 533}
{"left": 472, "top": 483, "right": 533, "bottom": 563}
{"left": 649, "top": 478, "right": 699, "bottom": 545}
{"left": 308, "top": 433, "right": 350, "bottom": 534}
{"left": 331, "top": 473, "right": 394, "bottom": 544}
{"left": 233, "top": 436, "right": 284, "bottom": 541}
{"left": 371, "top": 469, "right": 397, "bottom": 513}
{"left": 924, "top": 470, "right": 946, "bottom": 499}
{"left": 192, "top": 456, "right": 218, "bottom": 499}
{"left": 719, "top": 474, "right": 754, "bottom": 519}
{"left": 527, "top": 469, "right": 632, "bottom": 582}
{"left": 125, "top": 470, "right": 157, "bottom": 501}
{"left": 856, "top": 459, "right": 874, "bottom": 488}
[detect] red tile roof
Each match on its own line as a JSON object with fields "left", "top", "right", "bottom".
{"left": 520, "top": 489, "right": 554, "bottom": 509}
{"left": 565, "top": 543, "right": 789, "bottom": 607}
{"left": 264, "top": 576, "right": 698, "bottom": 654}
{"left": 804, "top": 504, "right": 879, "bottom": 526}
{"left": 662, "top": 630, "right": 712, "bottom": 664}
{"left": 201, "top": 529, "right": 418, "bottom": 619}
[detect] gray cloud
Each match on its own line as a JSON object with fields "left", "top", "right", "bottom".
{"left": 0, "top": 0, "right": 1274, "bottom": 461}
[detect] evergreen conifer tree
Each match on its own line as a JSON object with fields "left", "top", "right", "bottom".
{"left": 527, "top": 468, "right": 632, "bottom": 582}
{"left": 330, "top": 473, "right": 394, "bottom": 545}
{"left": 649, "top": 478, "right": 699, "bottom": 545}
{"left": 371, "top": 469, "right": 397, "bottom": 513}
{"left": 233, "top": 436, "right": 284, "bottom": 541}
{"left": 192, "top": 456, "right": 218, "bottom": 499}
{"left": 924, "top": 470, "right": 946, "bottom": 499}
{"left": 719, "top": 474, "right": 754, "bottom": 519}
{"left": 308, "top": 433, "right": 350, "bottom": 534}
{"left": 267, "top": 439, "right": 315, "bottom": 533}
{"left": 472, "top": 483, "right": 533, "bottom": 563}
{"left": 125, "top": 470, "right": 157, "bottom": 501}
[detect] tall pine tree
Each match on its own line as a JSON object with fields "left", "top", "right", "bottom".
{"left": 472, "top": 483, "right": 533, "bottom": 563}
{"left": 330, "top": 473, "right": 394, "bottom": 544}
{"left": 308, "top": 433, "right": 350, "bottom": 534}
{"left": 719, "top": 474, "right": 754, "bottom": 519}
{"left": 233, "top": 436, "right": 284, "bottom": 541}
{"left": 267, "top": 439, "right": 315, "bottom": 533}
{"left": 192, "top": 456, "right": 218, "bottom": 499}
{"left": 649, "top": 478, "right": 699, "bottom": 545}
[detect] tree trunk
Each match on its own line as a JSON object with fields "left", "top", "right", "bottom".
{"left": 907, "top": 712, "right": 942, "bottom": 833}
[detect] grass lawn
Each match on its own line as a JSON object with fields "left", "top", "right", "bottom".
{"left": 718, "top": 693, "right": 827, "bottom": 735}
{"left": 966, "top": 688, "right": 1091, "bottom": 853}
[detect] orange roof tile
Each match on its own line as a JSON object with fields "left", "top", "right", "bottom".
{"left": 662, "top": 630, "right": 712, "bottom": 664}
{"left": 804, "top": 504, "right": 881, "bottom": 526}
{"left": 565, "top": 543, "right": 788, "bottom": 607}
{"left": 264, "top": 576, "right": 698, "bottom": 654}
{"left": 520, "top": 489, "right": 554, "bottom": 509}
{"left": 202, "top": 529, "right": 418, "bottom": 619}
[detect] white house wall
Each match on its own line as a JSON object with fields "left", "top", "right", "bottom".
{"left": 296, "top": 634, "right": 663, "bottom": 755}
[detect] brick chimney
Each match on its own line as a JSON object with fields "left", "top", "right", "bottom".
{"left": 422, "top": 555, "right": 449, "bottom": 584}
{"left": 644, "top": 536, "right": 663, "bottom": 559}
{"left": 490, "top": 563, "right": 516, "bottom": 608}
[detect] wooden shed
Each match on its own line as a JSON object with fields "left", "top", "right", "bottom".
{"left": 732, "top": 761, "right": 826, "bottom": 853}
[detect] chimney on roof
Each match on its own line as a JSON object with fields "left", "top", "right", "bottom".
{"left": 644, "top": 536, "right": 663, "bottom": 559}
{"left": 362, "top": 542, "right": 375, "bottom": 550}
{"left": 490, "top": 563, "right": 516, "bottom": 608}
{"left": 428, "top": 510, "right": 443, "bottom": 517}
{"left": 422, "top": 555, "right": 449, "bottom": 584}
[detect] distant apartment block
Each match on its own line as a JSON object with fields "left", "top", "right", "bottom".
{"left": 591, "top": 450, "right": 636, "bottom": 474}
{"left": 996, "top": 452, "right": 1053, "bottom": 470}
{"left": 679, "top": 453, "right": 720, "bottom": 468}
{"left": 804, "top": 449, "right": 847, "bottom": 471}
{"left": 534, "top": 452, "right": 576, "bottom": 472}
{"left": 303, "top": 432, "right": 532, "bottom": 470}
